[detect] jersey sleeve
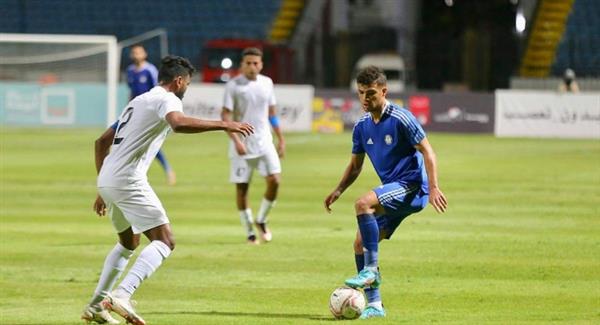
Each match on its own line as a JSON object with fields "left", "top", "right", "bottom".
{"left": 157, "top": 94, "right": 183, "bottom": 120}
{"left": 126, "top": 67, "right": 134, "bottom": 89}
{"left": 222, "top": 81, "right": 235, "bottom": 111}
{"left": 398, "top": 109, "right": 426, "bottom": 146}
{"left": 148, "top": 65, "right": 159, "bottom": 87}
{"left": 351, "top": 124, "right": 365, "bottom": 154}
{"left": 110, "top": 121, "right": 119, "bottom": 130}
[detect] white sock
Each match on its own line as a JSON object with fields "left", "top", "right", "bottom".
{"left": 368, "top": 301, "right": 383, "bottom": 310}
{"left": 239, "top": 208, "right": 255, "bottom": 237}
{"left": 89, "top": 243, "right": 134, "bottom": 307}
{"left": 256, "top": 198, "right": 275, "bottom": 224}
{"left": 116, "top": 240, "right": 171, "bottom": 298}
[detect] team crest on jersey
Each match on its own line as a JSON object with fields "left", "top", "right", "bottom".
{"left": 139, "top": 75, "right": 147, "bottom": 83}
{"left": 385, "top": 134, "right": 393, "bottom": 145}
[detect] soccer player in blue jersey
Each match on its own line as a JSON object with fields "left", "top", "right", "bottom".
{"left": 127, "top": 44, "right": 176, "bottom": 185}
{"left": 324, "top": 66, "right": 448, "bottom": 319}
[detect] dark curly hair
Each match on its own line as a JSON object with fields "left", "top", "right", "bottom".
{"left": 356, "top": 66, "right": 387, "bottom": 86}
{"left": 158, "top": 55, "right": 196, "bottom": 83}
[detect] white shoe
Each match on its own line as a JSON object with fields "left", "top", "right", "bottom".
{"left": 101, "top": 292, "right": 146, "bottom": 325}
{"left": 255, "top": 222, "right": 272, "bottom": 242}
{"left": 81, "top": 304, "right": 120, "bottom": 324}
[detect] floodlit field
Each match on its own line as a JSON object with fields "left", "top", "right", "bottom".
{"left": 1, "top": 128, "right": 598, "bottom": 324}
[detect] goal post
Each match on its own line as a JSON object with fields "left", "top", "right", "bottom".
{"left": 0, "top": 33, "right": 119, "bottom": 126}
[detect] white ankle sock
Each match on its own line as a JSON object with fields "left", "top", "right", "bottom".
{"left": 239, "top": 208, "right": 255, "bottom": 236}
{"left": 117, "top": 240, "right": 171, "bottom": 298}
{"left": 368, "top": 301, "right": 383, "bottom": 310}
{"left": 89, "top": 243, "right": 134, "bottom": 306}
{"left": 256, "top": 198, "right": 275, "bottom": 224}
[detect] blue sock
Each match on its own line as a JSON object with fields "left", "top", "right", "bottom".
{"left": 354, "top": 254, "right": 364, "bottom": 273}
{"left": 155, "top": 150, "right": 171, "bottom": 172}
{"left": 355, "top": 253, "right": 381, "bottom": 303}
{"left": 357, "top": 214, "right": 379, "bottom": 268}
{"left": 365, "top": 287, "right": 381, "bottom": 304}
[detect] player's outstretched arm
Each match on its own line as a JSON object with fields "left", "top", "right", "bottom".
{"left": 415, "top": 137, "right": 448, "bottom": 213}
{"left": 221, "top": 107, "right": 247, "bottom": 155}
{"left": 166, "top": 111, "right": 254, "bottom": 136}
{"left": 324, "top": 154, "right": 365, "bottom": 213}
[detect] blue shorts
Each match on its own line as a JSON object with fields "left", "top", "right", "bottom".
{"left": 373, "top": 182, "right": 428, "bottom": 239}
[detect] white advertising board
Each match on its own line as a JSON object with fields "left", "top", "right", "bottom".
{"left": 182, "top": 83, "right": 314, "bottom": 132}
{"left": 495, "top": 90, "right": 600, "bottom": 138}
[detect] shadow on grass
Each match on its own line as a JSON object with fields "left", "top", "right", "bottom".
{"left": 145, "top": 310, "right": 334, "bottom": 321}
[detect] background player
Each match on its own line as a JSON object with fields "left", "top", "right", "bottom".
{"left": 127, "top": 44, "right": 177, "bottom": 185}
{"left": 82, "top": 55, "right": 253, "bottom": 325}
{"left": 221, "top": 47, "right": 285, "bottom": 244}
{"left": 324, "top": 66, "right": 448, "bottom": 319}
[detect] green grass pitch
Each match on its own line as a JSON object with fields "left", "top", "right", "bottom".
{"left": 1, "top": 128, "right": 598, "bottom": 324}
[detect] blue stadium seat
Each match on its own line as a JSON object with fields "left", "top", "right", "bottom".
{"left": 0, "top": 0, "right": 282, "bottom": 69}
{"left": 552, "top": 0, "right": 600, "bottom": 77}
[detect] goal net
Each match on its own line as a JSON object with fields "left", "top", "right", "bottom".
{"left": 0, "top": 33, "right": 119, "bottom": 126}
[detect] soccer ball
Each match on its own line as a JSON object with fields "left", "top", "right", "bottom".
{"left": 329, "top": 286, "right": 366, "bottom": 319}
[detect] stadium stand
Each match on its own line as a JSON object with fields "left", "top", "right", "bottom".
{"left": 551, "top": 0, "right": 600, "bottom": 77}
{"left": 0, "top": 0, "right": 282, "bottom": 68}
{"left": 519, "top": 0, "right": 574, "bottom": 78}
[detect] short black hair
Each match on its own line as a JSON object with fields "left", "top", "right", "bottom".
{"left": 356, "top": 66, "right": 387, "bottom": 86}
{"left": 158, "top": 55, "right": 195, "bottom": 83}
{"left": 242, "top": 47, "right": 263, "bottom": 58}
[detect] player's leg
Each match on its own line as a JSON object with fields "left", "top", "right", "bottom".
{"left": 83, "top": 190, "right": 138, "bottom": 324}
{"left": 356, "top": 182, "right": 427, "bottom": 319}
{"left": 255, "top": 147, "right": 281, "bottom": 242}
{"left": 353, "top": 224, "right": 395, "bottom": 319}
{"left": 103, "top": 185, "right": 172, "bottom": 325}
{"left": 231, "top": 157, "right": 258, "bottom": 244}
{"left": 155, "top": 149, "right": 176, "bottom": 186}
{"left": 345, "top": 190, "right": 385, "bottom": 289}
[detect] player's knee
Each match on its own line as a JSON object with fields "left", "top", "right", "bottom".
{"left": 354, "top": 197, "right": 372, "bottom": 214}
{"left": 267, "top": 174, "right": 280, "bottom": 187}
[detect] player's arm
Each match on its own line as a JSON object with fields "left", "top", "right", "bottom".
{"left": 93, "top": 122, "right": 117, "bottom": 217}
{"left": 166, "top": 111, "right": 253, "bottom": 135}
{"left": 324, "top": 153, "right": 365, "bottom": 212}
{"left": 221, "top": 107, "right": 247, "bottom": 155}
{"left": 415, "top": 137, "right": 448, "bottom": 213}
{"left": 94, "top": 125, "right": 116, "bottom": 174}
{"left": 269, "top": 105, "right": 285, "bottom": 158}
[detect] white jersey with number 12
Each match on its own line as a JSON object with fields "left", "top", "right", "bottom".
{"left": 98, "top": 86, "right": 182, "bottom": 187}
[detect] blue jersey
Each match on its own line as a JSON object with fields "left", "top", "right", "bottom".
{"left": 352, "top": 102, "right": 428, "bottom": 189}
{"left": 127, "top": 62, "right": 158, "bottom": 99}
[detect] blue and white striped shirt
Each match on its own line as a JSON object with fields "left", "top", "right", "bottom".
{"left": 352, "top": 101, "right": 428, "bottom": 188}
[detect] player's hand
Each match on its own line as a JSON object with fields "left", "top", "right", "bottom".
{"left": 429, "top": 187, "right": 448, "bottom": 213}
{"left": 324, "top": 189, "right": 342, "bottom": 213}
{"left": 277, "top": 140, "right": 286, "bottom": 158}
{"left": 234, "top": 141, "right": 247, "bottom": 156}
{"left": 226, "top": 121, "right": 254, "bottom": 137}
{"left": 93, "top": 194, "right": 107, "bottom": 217}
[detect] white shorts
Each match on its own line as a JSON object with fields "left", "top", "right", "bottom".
{"left": 98, "top": 184, "right": 169, "bottom": 234}
{"left": 229, "top": 144, "right": 281, "bottom": 183}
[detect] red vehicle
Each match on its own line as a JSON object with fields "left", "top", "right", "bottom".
{"left": 201, "top": 39, "right": 294, "bottom": 84}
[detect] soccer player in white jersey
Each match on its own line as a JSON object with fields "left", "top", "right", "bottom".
{"left": 221, "top": 47, "right": 285, "bottom": 245}
{"left": 81, "top": 55, "right": 253, "bottom": 325}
